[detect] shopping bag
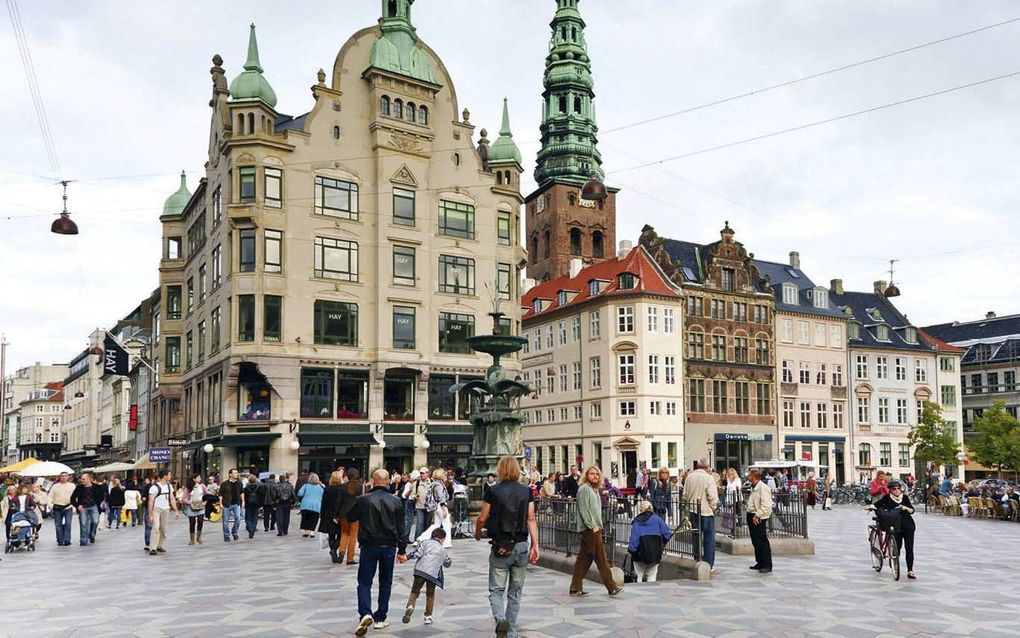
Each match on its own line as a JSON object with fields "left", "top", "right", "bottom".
{"left": 622, "top": 553, "right": 638, "bottom": 583}
{"left": 209, "top": 505, "right": 222, "bottom": 522}
{"left": 823, "top": 496, "right": 833, "bottom": 509}
{"left": 319, "top": 532, "right": 330, "bottom": 550}
{"left": 121, "top": 509, "right": 129, "bottom": 524}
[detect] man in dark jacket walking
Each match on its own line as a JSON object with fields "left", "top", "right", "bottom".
{"left": 562, "top": 465, "right": 580, "bottom": 499}
{"left": 273, "top": 474, "right": 296, "bottom": 536}
{"left": 348, "top": 469, "right": 407, "bottom": 637}
{"left": 257, "top": 474, "right": 277, "bottom": 532}
{"left": 70, "top": 471, "right": 105, "bottom": 546}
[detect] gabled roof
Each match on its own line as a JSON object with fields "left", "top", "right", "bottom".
{"left": 829, "top": 290, "right": 932, "bottom": 353}
{"left": 919, "top": 329, "right": 965, "bottom": 354}
{"left": 923, "top": 313, "right": 1020, "bottom": 344}
{"left": 752, "top": 259, "right": 845, "bottom": 319}
{"left": 521, "top": 246, "right": 680, "bottom": 321}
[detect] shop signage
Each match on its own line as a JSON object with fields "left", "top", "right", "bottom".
{"left": 167, "top": 438, "right": 188, "bottom": 447}
{"left": 149, "top": 447, "right": 171, "bottom": 463}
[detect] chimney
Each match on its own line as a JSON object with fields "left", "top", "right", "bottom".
{"left": 568, "top": 258, "right": 583, "bottom": 279}
{"left": 873, "top": 280, "right": 887, "bottom": 295}
{"left": 789, "top": 251, "right": 800, "bottom": 269}
{"left": 521, "top": 278, "right": 537, "bottom": 295}
{"left": 986, "top": 311, "right": 996, "bottom": 319}
{"left": 830, "top": 278, "right": 843, "bottom": 295}
{"left": 618, "top": 240, "right": 633, "bottom": 258}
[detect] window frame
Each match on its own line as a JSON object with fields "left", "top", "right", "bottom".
{"left": 314, "top": 236, "right": 359, "bottom": 282}
{"left": 314, "top": 175, "right": 359, "bottom": 220}
{"left": 393, "top": 188, "right": 415, "bottom": 226}
{"left": 438, "top": 199, "right": 476, "bottom": 239}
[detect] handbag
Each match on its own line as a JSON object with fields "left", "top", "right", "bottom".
{"left": 824, "top": 496, "right": 833, "bottom": 509}
{"left": 319, "top": 532, "right": 330, "bottom": 550}
{"left": 622, "top": 553, "right": 638, "bottom": 583}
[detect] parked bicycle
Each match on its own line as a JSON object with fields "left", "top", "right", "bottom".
{"left": 867, "top": 506, "right": 901, "bottom": 580}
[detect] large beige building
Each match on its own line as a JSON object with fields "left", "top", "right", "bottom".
{"left": 520, "top": 245, "right": 684, "bottom": 485}
{"left": 17, "top": 381, "right": 63, "bottom": 461}
{"left": 754, "top": 256, "right": 850, "bottom": 484}
{"left": 2, "top": 362, "right": 67, "bottom": 465}
{"left": 149, "top": 3, "right": 524, "bottom": 479}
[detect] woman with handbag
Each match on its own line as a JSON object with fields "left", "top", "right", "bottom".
{"left": 627, "top": 500, "right": 672, "bottom": 582}
{"left": 418, "top": 468, "right": 453, "bottom": 548}
{"left": 804, "top": 473, "right": 818, "bottom": 510}
{"left": 184, "top": 474, "right": 208, "bottom": 545}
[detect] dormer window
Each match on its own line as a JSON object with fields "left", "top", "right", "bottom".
{"left": 868, "top": 308, "right": 883, "bottom": 322}
{"left": 533, "top": 299, "right": 544, "bottom": 314}
{"left": 557, "top": 291, "right": 568, "bottom": 306}
{"left": 813, "top": 289, "right": 828, "bottom": 309}
{"left": 618, "top": 273, "right": 636, "bottom": 290}
{"left": 876, "top": 325, "right": 890, "bottom": 341}
{"left": 903, "top": 327, "right": 917, "bottom": 344}
{"left": 848, "top": 322, "right": 861, "bottom": 340}
{"left": 782, "top": 284, "right": 799, "bottom": 305}
{"left": 588, "top": 280, "right": 602, "bottom": 296}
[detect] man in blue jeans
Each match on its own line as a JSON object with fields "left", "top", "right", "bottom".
{"left": 48, "top": 472, "right": 76, "bottom": 546}
{"left": 219, "top": 468, "right": 244, "bottom": 542}
{"left": 70, "top": 471, "right": 104, "bottom": 546}
{"left": 347, "top": 469, "right": 407, "bottom": 637}
{"left": 475, "top": 456, "right": 540, "bottom": 638}
{"left": 682, "top": 458, "right": 719, "bottom": 572}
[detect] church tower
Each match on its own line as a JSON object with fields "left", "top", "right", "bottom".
{"left": 525, "top": 0, "right": 617, "bottom": 282}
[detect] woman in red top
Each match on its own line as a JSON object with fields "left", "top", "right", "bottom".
{"left": 869, "top": 471, "right": 889, "bottom": 504}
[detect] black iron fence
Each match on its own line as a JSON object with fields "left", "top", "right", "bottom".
{"left": 717, "top": 492, "right": 809, "bottom": 539}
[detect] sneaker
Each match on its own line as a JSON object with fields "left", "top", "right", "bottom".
{"left": 402, "top": 606, "right": 414, "bottom": 624}
{"left": 608, "top": 587, "right": 624, "bottom": 597}
{"left": 374, "top": 620, "right": 390, "bottom": 629}
{"left": 233, "top": 534, "right": 239, "bottom": 541}
{"left": 149, "top": 549, "right": 157, "bottom": 555}
{"left": 224, "top": 538, "right": 231, "bottom": 543}
{"left": 495, "top": 618, "right": 510, "bottom": 638}
{"left": 143, "top": 546, "right": 150, "bottom": 552}
{"left": 156, "top": 547, "right": 166, "bottom": 553}
{"left": 424, "top": 616, "right": 433, "bottom": 625}
{"left": 355, "top": 615, "right": 374, "bottom": 637}
{"left": 569, "top": 590, "right": 589, "bottom": 597}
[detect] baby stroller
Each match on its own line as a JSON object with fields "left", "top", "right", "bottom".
{"left": 451, "top": 483, "right": 471, "bottom": 539}
{"left": 6, "top": 511, "right": 38, "bottom": 553}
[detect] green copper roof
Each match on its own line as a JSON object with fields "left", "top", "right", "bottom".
{"left": 534, "top": 0, "right": 603, "bottom": 187}
{"left": 367, "top": 0, "right": 435, "bottom": 83}
{"left": 229, "top": 24, "right": 278, "bottom": 108}
{"left": 163, "top": 171, "right": 190, "bottom": 217}
{"left": 488, "top": 98, "right": 522, "bottom": 165}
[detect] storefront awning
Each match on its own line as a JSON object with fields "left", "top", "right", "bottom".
{"left": 298, "top": 432, "right": 378, "bottom": 446}
{"left": 427, "top": 431, "right": 473, "bottom": 445}
{"left": 384, "top": 435, "right": 415, "bottom": 450}
{"left": 219, "top": 433, "right": 281, "bottom": 447}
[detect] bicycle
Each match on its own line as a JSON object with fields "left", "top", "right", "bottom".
{"left": 867, "top": 508, "right": 901, "bottom": 580}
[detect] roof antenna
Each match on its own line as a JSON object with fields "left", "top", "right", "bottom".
{"left": 884, "top": 259, "right": 901, "bottom": 298}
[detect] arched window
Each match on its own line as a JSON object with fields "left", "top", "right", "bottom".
{"left": 407, "top": 102, "right": 416, "bottom": 122}
{"left": 237, "top": 113, "right": 244, "bottom": 134}
{"left": 247, "top": 113, "right": 255, "bottom": 134}
{"left": 453, "top": 152, "right": 461, "bottom": 166}
{"left": 569, "top": 228, "right": 582, "bottom": 255}
{"left": 571, "top": 27, "right": 577, "bottom": 41}
{"left": 568, "top": 193, "right": 576, "bottom": 206}
{"left": 418, "top": 106, "right": 428, "bottom": 125}
{"left": 381, "top": 95, "right": 391, "bottom": 116}
{"left": 393, "top": 99, "right": 403, "bottom": 119}
{"left": 543, "top": 230, "right": 551, "bottom": 258}
{"left": 561, "top": 26, "right": 567, "bottom": 41}
{"left": 574, "top": 96, "right": 582, "bottom": 113}
{"left": 558, "top": 95, "right": 567, "bottom": 113}
{"left": 332, "top": 126, "right": 341, "bottom": 140}
{"left": 505, "top": 171, "right": 512, "bottom": 184}
{"left": 496, "top": 172, "right": 503, "bottom": 185}
{"left": 530, "top": 235, "right": 539, "bottom": 264}
{"left": 592, "top": 231, "right": 604, "bottom": 258}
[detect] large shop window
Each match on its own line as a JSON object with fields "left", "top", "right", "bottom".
{"left": 238, "top": 363, "right": 272, "bottom": 421}
{"left": 337, "top": 370, "right": 368, "bottom": 419}
{"left": 314, "top": 237, "right": 359, "bottom": 281}
{"left": 314, "top": 300, "right": 358, "bottom": 346}
{"left": 438, "top": 200, "right": 475, "bottom": 238}
{"left": 384, "top": 371, "right": 416, "bottom": 421}
{"left": 428, "top": 375, "right": 457, "bottom": 420}
{"left": 300, "top": 368, "right": 333, "bottom": 418}
{"left": 438, "top": 312, "right": 475, "bottom": 353}
{"left": 438, "top": 255, "right": 475, "bottom": 295}
{"left": 314, "top": 176, "right": 359, "bottom": 220}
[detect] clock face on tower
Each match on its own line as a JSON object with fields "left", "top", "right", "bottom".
{"left": 577, "top": 191, "right": 595, "bottom": 208}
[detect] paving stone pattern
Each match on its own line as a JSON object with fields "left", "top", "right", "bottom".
{"left": 4, "top": 506, "right": 1020, "bottom": 637}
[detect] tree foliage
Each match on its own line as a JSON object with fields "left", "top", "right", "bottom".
{"left": 908, "top": 402, "right": 959, "bottom": 470}
{"left": 968, "top": 401, "right": 1020, "bottom": 476}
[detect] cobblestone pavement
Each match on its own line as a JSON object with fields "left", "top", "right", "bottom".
{"left": 5, "top": 506, "right": 1020, "bottom": 638}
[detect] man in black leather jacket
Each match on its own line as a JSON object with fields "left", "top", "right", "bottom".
{"left": 348, "top": 469, "right": 407, "bottom": 636}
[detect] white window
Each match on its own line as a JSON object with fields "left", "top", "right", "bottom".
{"left": 833, "top": 403, "right": 844, "bottom": 429}
{"left": 915, "top": 359, "right": 927, "bottom": 383}
{"left": 663, "top": 308, "right": 675, "bottom": 333}
{"left": 590, "top": 402, "right": 602, "bottom": 419}
{"left": 558, "top": 321, "right": 567, "bottom": 345}
{"left": 665, "top": 402, "right": 677, "bottom": 416}
{"left": 895, "top": 357, "right": 907, "bottom": 381}
{"left": 571, "top": 316, "right": 581, "bottom": 341}
{"left": 545, "top": 372, "right": 554, "bottom": 395}
{"left": 548, "top": 408, "right": 556, "bottom": 423}
{"left": 782, "top": 360, "right": 794, "bottom": 383}
{"left": 814, "top": 323, "right": 826, "bottom": 346}
{"left": 856, "top": 355, "right": 868, "bottom": 379}
{"left": 858, "top": 396, "right": 870, "bottom": 423}
{"left": 618, "top": 306, "right": 634, "bottom": 333}
{"left": 833, "top": 365, "right": 843, "bottom": 387}
{"left": 619, "top": 401, "right": 636, "bottom": 416}
{"left": 647, "top": 307, "right": 658, "bottom": 332}
{"left": 664, "top": 356, "right": 676, "bottom": 384}
{"left": 829, "top": 324, "right": 841, "bottom": 348}
{"left": 878, "top": 397, "right": 889, "bottom": 424}
{"left": 648, "top": 355, "right": 659, "bottom": 384}
{"left": 817, "top": 403, "right": 828, "bottom": 428}
{"left": 783, "top": 400, "right": 795, "bottom": 427}
{"left": 940, "top": 357, "right": 955, "bottom": 372}
{"left": 798, "top": 321, "right": 810, "bottom": 344}
{"left": 782, "top": 284, "right": 798, "bottom": 305}
{"left": 649, "top": 401, "right": 661, "bottom": 416}
{"left": 546, "top": 325, "right": 554, "bottom": 348}
{"left": 590, "top": 311, "right": 601, "bottom": 338}
{"left": 814, "top": 289, "right": 828, "bottom": 308}
{"left": 916, "top": 399, "right": 924, "bottom": 422}
{"left": 559, "top": 364, "right": 568, "bottom": 392}
{"left": 618, "top": 354, "right": 635, "bottom": 385}
{"left": 560, "top": 407, "right": 568, "bottom": 421}
{"left": 876, "top": 356, "right": 888, "bottom": 380}
{"left": 572, "top": 362, "right": 582, "bottom": 390}
{"left": 590, "top": 357, "right": 601, "bottom": 389}
{"left": 800, "top": 402, "right": 811, "bottom": 427}
{"left": 876, "top": 325, "right": 890, "bottom": 341}
{"left": 314, "top": 236, "right": 359, "bottom": 281}
{"left": 816, "top": 363, "right": 827, "bottom": 386}
{"left": 533, "top": 329, "right": 542, "bottom": 352}
{"left": 534, "top": 410, "right": 543, "bottom": 423}
{"left": 799, "top": 362, "right": 811, "bottom": 384}
{"left": 941, "top": 385, "right": 955, "bottom": 406}
{"left": 896, "top": 398, "right": 908, "bottom": 424}
{"left": 573, "top": 405, "right": 583, "bottom": 420}
{"left": 780, "top": 318, "right": 793, "bottom": 343}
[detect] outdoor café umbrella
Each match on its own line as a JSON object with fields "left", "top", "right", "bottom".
{"left": 18, "top": 461, "right": 74, "bottom": 477}
{"left": 0, "top": 457, "right": 40, "bottom": 473}
{"left": 93, "top": 461, "right": 135, "bottom": 473}
{"left": 133, "top": 453, "right": 157, "bottom": 470}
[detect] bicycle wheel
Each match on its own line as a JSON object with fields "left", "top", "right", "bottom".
{"left": 891, "top": 544, "right": 900, "bottom": 581}
{"left": 869, "top": 529, "right": 883, "bottom": 572}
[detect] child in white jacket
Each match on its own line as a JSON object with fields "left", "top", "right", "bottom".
{"left": 402, "top": 528, "right": 452, "bottom": 626}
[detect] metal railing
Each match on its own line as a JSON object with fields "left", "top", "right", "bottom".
{"left": 718, "top": 491, "right": 809, "bottom": 539}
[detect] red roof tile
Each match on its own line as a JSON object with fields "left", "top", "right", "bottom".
{"left": 521, "top": 246, "right": 679, "bottom": 321}
{"left": 919, "top": 329, "right": 965, "bottom": 354}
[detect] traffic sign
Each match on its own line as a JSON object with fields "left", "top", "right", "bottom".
{"left": 149, "top": 447, "right": 171, "bottom": 463}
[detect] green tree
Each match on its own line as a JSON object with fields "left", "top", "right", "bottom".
{"left": 908, "top": 402, "right": 960, "bottom": 475}
{"left": 969, "top": 401, "right": 1020, "bottom": 479}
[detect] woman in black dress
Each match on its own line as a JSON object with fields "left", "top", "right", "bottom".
{"left": 875, "top": 479, "right": 917, "bottom": 579}
{"left": 318, "top": 470, "right": 345, "bottom": 564}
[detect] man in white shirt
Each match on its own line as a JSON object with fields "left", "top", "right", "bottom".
{"left": 147, "top": 470, "right": 179, "bottom": 555}
{"left": 682, "top": 458, "right": 720, "bottom": 571}
{"left": 746, "top": 469, "right": 774, "bottom": 573}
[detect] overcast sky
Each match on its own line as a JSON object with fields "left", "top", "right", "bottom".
{"left": 2, "top": 0, "right": 1019, "bottom": 371}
